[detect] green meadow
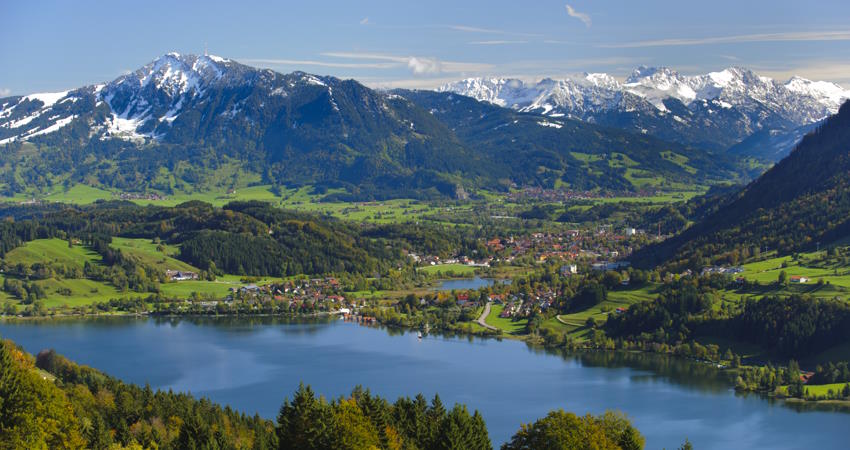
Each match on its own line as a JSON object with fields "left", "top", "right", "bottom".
{"left": 5, "top": 238, "right": 103, "bottom": 270}
{"left": 484, "top": 304, "right": 528, "bottom": 335}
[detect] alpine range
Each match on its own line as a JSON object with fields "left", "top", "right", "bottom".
{"left": 2, "top": 2, "right": 850, "bottom": 450}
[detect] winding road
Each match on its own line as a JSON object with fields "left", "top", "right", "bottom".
{"left": 476, "top": 302, "right": 498, "bottom": 331}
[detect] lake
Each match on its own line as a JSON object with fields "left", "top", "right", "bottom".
{"left": 1, "top": 317, "right": 847, "bottom": 448}
{"left": 434, "top": 276, "right": 506, "bottom": 291}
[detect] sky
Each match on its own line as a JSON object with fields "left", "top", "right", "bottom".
{"left": 2, "top": 0, "right": 850, "bottom": 95}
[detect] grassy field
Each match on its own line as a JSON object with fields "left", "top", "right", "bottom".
{"left": 110, "top": 238, "right": 198, "bottom": 272}
{"left": 5, "top": 239, "right": 103, "bottom": 270}
{"left": 778, "top": 383, "right": 850, "bottom": 397}
{"left": 556, "top": 283, "right": 661, "bottom": 329}
{"left": 740, "top": 250, "right": 850, "bottom": 290}
{"left": 0, "top": 238, "right": 288, "bottom": 308}
{"left": 44, "top": 184, "right": 113, "bottom": 204}
{"left": 2, "top": 276, "right": 128, "bottom": 308}
{"left": 418, "top": 264, "right": 477, "bottom": 276}
{"left": 485, "top": 304, "right": 528, "bottom": 334}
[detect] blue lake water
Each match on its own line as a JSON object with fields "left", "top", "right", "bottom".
{"left": 0, "top": 317, "right": 847, "bottom": 448}
{"left": 433, "top": 276, "right": 505, "bottom": 291}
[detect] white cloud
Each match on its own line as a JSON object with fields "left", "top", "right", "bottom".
{"left": 320, "top": 52, "right": 492, "bottom": 75}
{"left": 0, "top": 88, "right": 11, "bottom": 97}
{"left": 242, "top": 58, "right": 399, "bottom": 69}
{"left": 602, "top": 30, "right": 850, "bottom": 48}
{"left": 407, "top": 57, "right": 441, "bottom": 75}
{"left": 359, "top": 17, "right": 370, "bottom": 25}
{"left": 362, "top": 76, "right": 472, "bottom": 90}
{"left": 751, "top": 60, "right": 850, "bottom": 86}
{"left": 565, "top": 4, "right": 591, "bottom": 28}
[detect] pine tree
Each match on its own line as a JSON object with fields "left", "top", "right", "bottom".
{"left": 0, "top": 341, "right": 26, "bottom": 437}
{"left": 276, "top": 383, "right": 333, "bottom": 450}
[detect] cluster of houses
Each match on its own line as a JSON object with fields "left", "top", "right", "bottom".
{"left": 701, "top": 266, "right": 744, "bottom": 276}
{"left": 411, "top": 227, "right": 643, "bottom": 273}
{"left": 505, "top": 187, "right": 659, "bottom": 203}
{"left": 410, "top": 254, "right": 492, "bottom": 267}
{"left": 494, "top": 290, "right": 559, "bottom": 318}
{"left": 223, "top": 277, "right": 362, "bottom": 311}
{"left": 483, "top": 228, "right": 640, "bottom": 265}
{"left": 166, "top": 270, "right": 199, "bottom": 281}
{"left": 114, "top": 192, "right": 167, "bottom": 201}
{"left": 424, "top": 289, "right": 559, "bottom": 320}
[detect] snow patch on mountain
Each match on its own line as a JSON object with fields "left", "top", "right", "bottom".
{"left": 440, "top": 66, "right": 850, "bottom": 155}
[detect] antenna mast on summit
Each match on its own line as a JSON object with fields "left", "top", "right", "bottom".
{"left": 204, "top": 42, "right": 208, "bottom": 56}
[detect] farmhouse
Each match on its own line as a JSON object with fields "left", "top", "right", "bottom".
{"left": 166, "top": 270, "right": 199, "bottom": 281}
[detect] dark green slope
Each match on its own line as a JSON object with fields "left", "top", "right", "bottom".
{"left": 634, "top": 101, "right": 850, "bottom": 269}
{"left": 397, "top": 90, "right": 742, "bottom": 191}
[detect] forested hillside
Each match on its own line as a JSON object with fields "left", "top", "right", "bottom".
{"left": 397, "top": 90, "right": 742, "bottom": 191}
{"left": 634, "top": 101, "right": 850, "bottom": 269}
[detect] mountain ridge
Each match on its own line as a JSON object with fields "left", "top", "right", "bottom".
{"left": 0, "top": 53, "right": 743, "bottom": 200}
{"left": 439, "top": 66, "right": 849, "bottom": 160}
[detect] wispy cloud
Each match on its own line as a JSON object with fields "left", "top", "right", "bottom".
{"left": 241, "top": 58, "right": 398, "bottom": 69}
{"left": 602, "top": 30, "right": 850, "bottom": 48}
{"left": 751, "top": 60, "right": 850, "bottom": 86}
{"left": 565, "top": 4, "right": 591, "bottom": 28}
{"left": 450, "top": 25, "right": 504, "bottom": 34}
{"left": 360, "top": 76, "right": 473, "bottom": 90}
{"left": 359, "top": 17, "right": 370, "bottom": 25}
{"left": 320, "top": 52, "right": 492, "bottom": 75}
{"left": 449, "top": 24, "right": 542, "bottom": 38}
{"left": 468, "top": 40, "right": 528, "bottom": 45}
{"left": 0, "top": 88, "right": 12, "bottom": 96}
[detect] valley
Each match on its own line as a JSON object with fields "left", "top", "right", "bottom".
{"left": 2, "top": 14, "right": 850, "bottom": 446}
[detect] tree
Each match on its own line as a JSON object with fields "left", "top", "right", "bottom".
{"left": 276, "top": 383, "right": 334, "bottom": 450}
{"left": 329, "top": 398, "right": 381, "bottom": 450}
{"left": 502, "top": 410, "right": 621, "bottom": 450}
{"left": 778, "top": 270, "right": 787, "bottom": 285}
{"left": 436, "top": 404, "right": 491, "bottom": 450}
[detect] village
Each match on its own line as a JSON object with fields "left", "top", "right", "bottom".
{"left": 413, "top": 226, "right": 645, "bottom": 270}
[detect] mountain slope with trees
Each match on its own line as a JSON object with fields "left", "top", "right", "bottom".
{"left": 0, "top": 54, "right": 743, "bottom": 200}
{"left": 633, "top": 101, "right": 850, "bottom": 269}
{"left": 397, "top": 90, "right": 742, "bottom": 191}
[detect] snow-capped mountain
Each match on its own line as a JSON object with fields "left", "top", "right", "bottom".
{"left": 440, "top": 67, "right": 850, "bottom": 159}
{"left": 0, "top": 53, "right": 746, "bottom": 198}
{"left": 0, "top": 53, "right": 341, "bottom": 145}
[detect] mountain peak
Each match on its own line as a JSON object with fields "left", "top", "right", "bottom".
{"left": 626, "top": 66, "right": 679, "bottom": 83}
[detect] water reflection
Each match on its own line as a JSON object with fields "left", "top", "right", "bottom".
{"left": 1, "top": 316, "right": 848, "bottom": 449}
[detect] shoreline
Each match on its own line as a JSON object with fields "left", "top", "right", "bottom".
{"left": 4, "top": 309, "right": 850, "bottom": 411}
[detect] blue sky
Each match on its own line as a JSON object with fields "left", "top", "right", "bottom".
{"left": 2, "top": 0, "right": 850, "bottom": 95}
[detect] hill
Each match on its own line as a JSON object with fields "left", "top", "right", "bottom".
{"left": 0, "top": 54, "right": 741, "bottom": 201}
{"left": 633, "top": 101, "right": 850, "bottom": 269}
{"left": 396, "top": 90, "right": 742, "bottom": 191}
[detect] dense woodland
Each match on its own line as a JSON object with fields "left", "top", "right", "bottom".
{"left": 0, "top": 338, "right": 652, "bottom": 449}
{"left": 635, "top": 101, "right": 850, "bottom": 270}
{"left": 0, "top": 200, "right": 487, "bottom": 283}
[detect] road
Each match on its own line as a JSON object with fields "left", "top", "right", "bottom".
{"left": 476, "top": 302, "right": 498, "bottom": 331}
